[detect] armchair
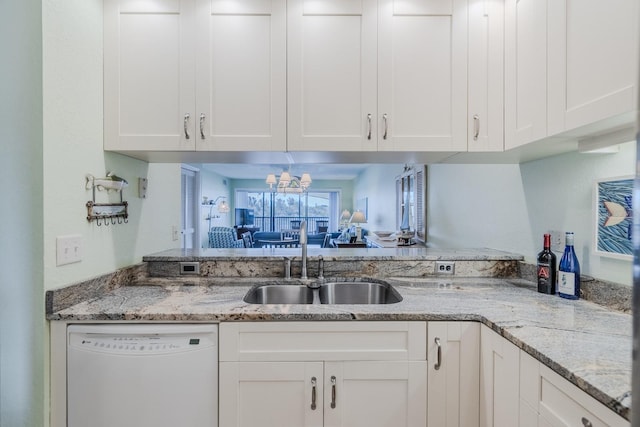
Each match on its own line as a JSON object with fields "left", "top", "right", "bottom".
{"left": 209, "top": 226, "right": 244, "bottom": 248}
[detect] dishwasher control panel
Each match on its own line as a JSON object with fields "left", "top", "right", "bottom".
{"left": 67, "top": 325, "right": 217, "bottom": 355}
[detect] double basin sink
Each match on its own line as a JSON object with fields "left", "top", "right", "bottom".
{"left": 244, "top": 279, "right": 402, "bottom": 305}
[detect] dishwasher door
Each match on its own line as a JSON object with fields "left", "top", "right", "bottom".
{"left": 67, "top": 324, "right": 218, "bottom": 427}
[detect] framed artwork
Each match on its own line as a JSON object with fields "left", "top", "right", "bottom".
{"left": 594, "top": 176, "right": 633, "bottom": 259}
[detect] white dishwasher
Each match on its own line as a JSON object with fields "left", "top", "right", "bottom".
{"left": 67, "top": 324, "right": 218, "bottom": 427}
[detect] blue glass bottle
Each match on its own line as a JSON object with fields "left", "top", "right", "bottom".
{"left": 558, "top": 232, "right": 580, "bottom": 299}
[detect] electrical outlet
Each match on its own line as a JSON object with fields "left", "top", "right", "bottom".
{"left": 549, "top": 230, "right": 564, "bottom": 253}
{"left": 435, "top": 261, "right": 455, "bottom": 275}
{"left": 56, "top": 235, "right": 83, "bottom": 266}
{"left": 172, "top": 226, "right": 180, "bottom": 241}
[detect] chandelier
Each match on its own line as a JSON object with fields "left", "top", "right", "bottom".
{"left": 266, "top": 172, "right": 312, "bottom": 193}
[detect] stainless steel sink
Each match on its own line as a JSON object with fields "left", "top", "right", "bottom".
{"left": 318, "top": 281, "right": 402, "bottom": 304}
{"left": 243, "top": 285, "right": 314, "bottom": 304}
{"left": 243, "top": 280, "right": 402, "bottom": 305}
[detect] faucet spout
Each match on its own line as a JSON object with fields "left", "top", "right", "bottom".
{"left": 300, "top": 220, "right": 308, "bottom": 280}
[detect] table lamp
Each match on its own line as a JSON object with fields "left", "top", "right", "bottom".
{"left": 349, "top": 210, "right": 367, "bottom": 242}
{"left": 340, "top": 209, "right": 351, "bottom": 230}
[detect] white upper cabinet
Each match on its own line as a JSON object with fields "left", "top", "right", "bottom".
{"left": 104, "top": 0, "right": 197, "bottom": 151}
{"left": 104, "top": 0, "right": 286, "bottom": 152}
{"left": 196, "top": 0, "right": 286, "bottom": 151}
{"left": 505, "top": 0, "right": 638, "bottom": 151}
{"left": 287, "top": 0, "right": 378, "bottom": 151}
{"left": 504, "top": 0, "right": 548, "bottom": 150}
{"left": 547, "top": 0, "right": 638, "bottom": 135}
{"left": 377, "top": 0, "right": 468, "bottom": 152}
{"left": 288, "top": 0, "right": 468, "bottom": 152}
{"left": 467, "top": 0, "right": 504, "bottom": 152}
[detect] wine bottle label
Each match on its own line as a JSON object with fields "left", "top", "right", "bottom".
{"left": 537, "top": 263, "right": 551, "bottom": 279}
{"left": 537, "top": 263, "right": 555, "bottom": 294}
{"left": 558, "top": 271, "right": 576, "bottom": 295}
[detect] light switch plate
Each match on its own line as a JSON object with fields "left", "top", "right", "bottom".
{"left": 56, "top": 235, "right": 83, "bottom": 266}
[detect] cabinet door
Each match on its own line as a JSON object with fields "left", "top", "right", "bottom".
{"left": 219, "top": 361, "right": 324, "bottom": 427}
{"left": 196, "top": 0, "right": 286, "bottom": 151}
{"left": 504, "top": 0, "right": 547, "bottom": 149}
{"left": 468, "top": 0, "right": 504, "bottom": 152}
{"left": 480, "top": 326, "right": 520, "bottom": 427}
{"left": 104, "top": 0, "right": 196, "bottom": 151}
{"left": 428, "top": 322, "right": 480, "bottom": 427}
{"left": 547, "top": 0, "right": 638, "bottom": 135}
{"left": 537, "top": 364, "right": 629, "bottom": 427}
{"left": 378, "top": 0, "right": 467, "bottom": 152}
{"left": 324, "top": 361, "right": 427, "bottom": 427}
{"left": 287, "top": 0, "right": 378, "bottom": 151}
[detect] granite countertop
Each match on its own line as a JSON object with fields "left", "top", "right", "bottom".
{"left": 48, "top": 275, "right": 632, "bottom": 421}
{"left": 141, "top": 247, "right": 524, "bottom": 261}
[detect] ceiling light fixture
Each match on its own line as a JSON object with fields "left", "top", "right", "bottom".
{"left": 266, "top": 172, "right": 312, "bottom": 193}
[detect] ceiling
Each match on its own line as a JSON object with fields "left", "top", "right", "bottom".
{"left": 199, "top": 163, "right": 373, "bottom": 180}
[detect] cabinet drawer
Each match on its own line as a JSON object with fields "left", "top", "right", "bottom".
{"left": 538, "top": 364, "right": 628, "bottom": 427}
{"left": 220, "top": 321, "right": 427, "bottom": 361}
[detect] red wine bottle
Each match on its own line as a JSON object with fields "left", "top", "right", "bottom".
{"left": 536, "top": 234, "right": 557, "bottom": 294}
{"left": 558, "top": 232, "right": 580, "bottom": 299}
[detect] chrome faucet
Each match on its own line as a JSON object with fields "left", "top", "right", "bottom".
{"left": 300, "top": 220, "right": 308, "bottom": 280}
{"left": 317, "top": 255, "right": 324, "bottom": 281}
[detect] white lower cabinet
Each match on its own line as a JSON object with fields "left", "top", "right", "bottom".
{"left": 520, "top": 351, "right": 629, "bottom": 427}
{"left": 480, "top": 325, "right": 521, "bottom": 427}
{"left": 219, "top": 322, "right": 428, "bottom": 427}
{"left": 427, "top": 321, "right": 480, "bottom": 427}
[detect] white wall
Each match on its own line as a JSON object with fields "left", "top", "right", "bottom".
{"left": 354, "top": 165, "right": 404, "bottom": 231}
{"left": 429, "top": 141, "right": 636, "bottom": 285}
{"left": 42, "top": 0, "right": 181, "bottom": 291}
{"left": 0, "top": 2, "right": 45, "bottom": 426}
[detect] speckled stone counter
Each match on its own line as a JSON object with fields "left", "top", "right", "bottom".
{"left": 46, "top": 248, "right": 632, "bottom": 421}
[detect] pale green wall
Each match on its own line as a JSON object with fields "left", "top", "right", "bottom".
{"left": 0, "top": 1, "right": 45, "bottom": 426}
{"left": 429, "top": 141, "right": 636, "bottom": 285}
{"left": 42, "top": 0, "right": 181, "bottom": 291}
{"left": 353, "top": 164, "right": 403, "bottom": 231}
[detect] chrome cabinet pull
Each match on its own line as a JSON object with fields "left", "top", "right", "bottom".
{"left": 382, "top": 114, "right": 388, "bottom": 140}
{"left": 367, "top": 114, "right": 372, "bottom": 140}
{"left": 581, "top": 417, "right": 593, "bottom": 427}
{"left": 311, "top": 377, "right": 317, "bottom": 410}
{"left": 330, "top": 376, "right": 336, "bottom": 409}
{"left": 199, "top": 113, "right": 206, "bottom": 139}
{"left": 184, "top": 113, "right": 191, "bottom": 140}
{"left": 434, "top": 337, "right": 442, "bottom": 370}
{"left": 473, "top": 114, "right": 480, "bottom": 141}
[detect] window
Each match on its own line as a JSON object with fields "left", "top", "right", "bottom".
{"left": 236, "top": 190, "right": 337, "bottom": 233}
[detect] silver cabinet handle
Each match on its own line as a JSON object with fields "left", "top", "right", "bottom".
{"left": 382, "top": 114, "right": 388, "bottom": 140}
{"left": 473, "top": 114, "right": 480, "bottom": 141}
{"left": 184, "top": 113, "right": 191, "bottom": 140}
{"left": 367, "top": 114, "right": 372, "bottom": 140}
{"left": 434, "top": 337, "right": 442, "bottom": 370}
{"left": 199, "top": 113, "right": 206, "bottom": 139}
{"left": 330, "top": 376, "right": 336, "bottom": 409}
{"left": 581, "top": 417, "right": 593, "bottom": 427}
{"left": 311, "top": 377, "right": 317, "bottom": 410}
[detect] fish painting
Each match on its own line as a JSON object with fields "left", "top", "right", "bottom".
{"left": 86, "top": 172, "right": 128, "bottom": 192}
{"left": 603, "top": 198, "right": 631, "bottom": 227}
{"left": 597, "top": 179, "right": 633, "bottom": 257}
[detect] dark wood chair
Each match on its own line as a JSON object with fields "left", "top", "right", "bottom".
{"left": 316, "top": 220, "right": 328, "bottom": 233}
